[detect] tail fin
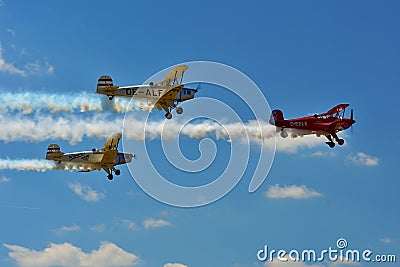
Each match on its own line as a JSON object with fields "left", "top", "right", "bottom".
{"left": 46, "top": 144, "right": 64, "bottom": 160}
{"left": 269, "top": 109, "right": 284, "bottom": 125}
{"left": 96, "top": 75, "right": 115, "bottom": 94}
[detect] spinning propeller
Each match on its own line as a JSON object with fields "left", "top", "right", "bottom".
{"left": 350, "top": 108, "right": 354, "bottom": 134}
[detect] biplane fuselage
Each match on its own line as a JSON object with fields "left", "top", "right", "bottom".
{"left": 45, "top": 134, "right": 134, "bottom": 179}
{"left": 270, "top": 104, "right": 356, "bottom": 148}
{"left": 97, "top": 84, "right": 196, "bottom": 103}
{"left": 46, "top": 151, "right": 133, "bottom": 169}
{"left": 96, "top": 65, "right": 197, "bottom": 119}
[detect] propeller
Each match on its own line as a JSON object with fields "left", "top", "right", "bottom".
{"left": 194, "top": 82, "right": 202, "bottom": 93}
{"left": 350, "top": 108, "right": 354, "bottom": 134}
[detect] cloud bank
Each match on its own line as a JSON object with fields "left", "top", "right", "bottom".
{"left": 3, "top": 241, "right": 139, "bottom": 267}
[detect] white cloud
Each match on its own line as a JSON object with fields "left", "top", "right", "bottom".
{"left": 53, "top": 224, "right": 80, "bottom": 233}
{"left": 305, "top": 151, "right": 336, "bottom": 158}
{"left": 0, "top": 42, "right": 26, "bottom": 76}
{"left": 346, "top": 152, "right": 379, "bottom": 166}
{"left": 6, "top": 28, "right": 16, "bottom": 37}
{"left": 44, "top": 58, "right": 54, "bottom": 74}
{"left": 264, "top": 256, "right": 323, "bottom": 266}
{"left": 24, "top": 62, "right": 41, "bottom": 73}
{"left": 143, "top": 218, "right": 172, "bottom": 229}
{"left": 91, "top": 224, "right": 106, "bottom": 233}
{"left": 266, "top": 184, "right": 322, "bottom": 199}
{"left": 120, "top": 219, "right": 139, "bottom": 231}
{"left": 164, "top": 263, "right": 188, "bottom": 267}
{"left": 379, "top": 237, "right": 394, "bottom": 244}
{"left": 0, "top": 41, "right": 53, "bottom": 76}
{"left": 328, "top": 256, "right": 361, "bottom": 266}
{"left": 0, "top": 176, "right": 11, "bottom": 183}
{"left": 68, "top": 182, "right": 105, "bottom": 202}
{"left": 4, "top": 241, "right": 139, "bottom": 267}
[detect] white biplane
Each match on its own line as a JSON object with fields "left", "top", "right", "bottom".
{"left": 96, "top": 65, "right": 198, "bottom": 119}
{"left": 45, "top": 134, "right": 134, "bottom": 180}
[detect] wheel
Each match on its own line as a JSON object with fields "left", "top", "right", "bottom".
{"left": 337, "top": 139, "right": 345, "bottom": 145}
{"left": 108, "top": 96, "right": 114, "bottom": 100}
{"left": 115, "top": 169, "right": 121, "bottom": 176}
{"left": 326, "top": 142, "right": 335, "bottom": 148}
{"left": 107, "top": 174, "right": 114, "bottom": 180}
{"left": 165, "top": 112, "right": 172, "bottom": 119}
{"left": 280, "top": 131, "right": 288, "bottom": 138}
{"left": 176, "top": 107, "right": 183, "bottom": 114}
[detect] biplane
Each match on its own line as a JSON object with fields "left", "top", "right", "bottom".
{"left": 269, "top": 104, "right": 356, "bottom": 148}
{"left": 45, "top": 134, "right": 134, "bottom": 180}
{"left": 96, "top": 65, "right": 198, "bottom": 119}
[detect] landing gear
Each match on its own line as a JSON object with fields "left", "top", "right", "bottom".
{"left": 326, "top": 141, "right": 335, "bottom": 148}
{"left": 176, "top": 106, "right": 183, "bottom": 114}
{"left": 325, "top": 133, "right": 344, "bottom": 148}
{"left": 165, "top": 112, "right": 172, "bottom": 119}
{"left": 108, "top": 96, "right": 114, "bottom": 100}
{"left": 164, "top": 104, "right": 183, "bottom": 119}
{"left": 325, "top": 135, "right": 336, "bottom": 148}
{"left": 103, "top": 167, "right": 119, "bottom": 180}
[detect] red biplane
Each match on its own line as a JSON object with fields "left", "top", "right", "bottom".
{"left": 269, "top": 104, "right": 356, "bottom": 148}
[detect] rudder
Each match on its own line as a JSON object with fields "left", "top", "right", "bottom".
{"left": 97, "top": 75, "right": 114, "bottom": 94}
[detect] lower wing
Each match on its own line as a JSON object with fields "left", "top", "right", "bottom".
{"left": 154, "top": 85, "right": 183, "bottom": 112}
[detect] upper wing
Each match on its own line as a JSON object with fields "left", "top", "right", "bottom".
{"left": 153, "top": 85, "right": 184, "bottom": 112}
{"left": 155, "top": 65, "right": 188, "bottom": 87}
{"left": 323, "top": 104, "right": 349, "bottom": 116}
{"left": 100, "top": 133, "right": 122, "bottom": 151}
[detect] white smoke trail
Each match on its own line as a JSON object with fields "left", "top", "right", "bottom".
{"left": 0, "top": 92, "right": 153, "bottom": 114}
{"left": 0, "top": 159, "right": 55, "bottom": 172}
{"left": 0, "top": 159, "right": 103, "bottom": 172}
{"left": 0, "top": 113, "right": 324, "bottom": 151}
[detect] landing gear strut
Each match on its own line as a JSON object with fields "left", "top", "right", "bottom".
{"left": 164, "top": 104, "right": 183, "bottom": 119}
{"left": 104, "top": 167, "right": 120, "bottom": 180}
{"left": 325, "top": 133, "right": 345, "bottom": 148}
{"left": 325, "top": 135, "right": 335, "bottom": 148}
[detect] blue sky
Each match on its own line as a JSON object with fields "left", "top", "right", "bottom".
{"left": 0, "top": 1, "right": 399, "bottom": 267}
